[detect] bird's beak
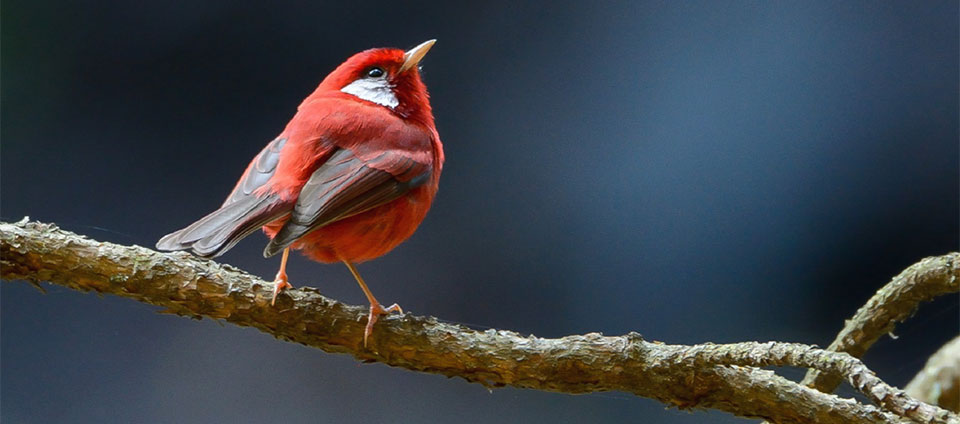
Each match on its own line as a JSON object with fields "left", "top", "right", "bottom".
{"left": 399, "top": 39, "right": 436, "bottom": 73}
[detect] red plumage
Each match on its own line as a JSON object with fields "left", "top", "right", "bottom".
{"left": 260, "top": 95, "right": 441, "bottom": 263}
{"left": 157, "top": 40, "right": 443, "bottom": 345}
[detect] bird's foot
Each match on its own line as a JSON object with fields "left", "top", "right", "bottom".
{"left": 270, "top": 271, "right": 293, "bottom": 306}
{"left": 364, "top": 302, "right": 403, "bottom": 347}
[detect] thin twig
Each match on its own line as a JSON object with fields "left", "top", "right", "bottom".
{"left": 678, "top": 342, "right": 957, "bottom": 423}
{"left": 801, "top": 254, "right": 960, "bottom": 394}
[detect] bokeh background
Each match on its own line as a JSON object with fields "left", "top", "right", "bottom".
{"left": 2, "top": 1, "right": 957, "bottom": 423}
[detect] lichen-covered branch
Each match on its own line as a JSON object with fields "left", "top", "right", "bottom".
{"left": 1, "top": 219, "right": 954, "bottom": 424}
{"left": 801, "top": 253, "right": 960, "bottom": 394}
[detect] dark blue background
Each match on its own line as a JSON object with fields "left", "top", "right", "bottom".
{"left": 3, "top": 1, "right": 957, "bottom": 423}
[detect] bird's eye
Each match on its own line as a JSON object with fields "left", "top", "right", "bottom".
{"left": 366, "top": 67, "right": 385, "bottom": 78}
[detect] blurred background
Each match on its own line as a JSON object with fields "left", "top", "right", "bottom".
{"left": 2, "top": 1, "right": 957, "bottom": 423}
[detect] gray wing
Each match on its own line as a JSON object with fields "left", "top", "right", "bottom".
{"left": 156, "top": 137, "right": 294, "bottom": 258}
{"left": 223, "top": 137, "right": 287, "bottom": 206}
{"left": 261, "top": 148, "right": 430, "bottom": 258}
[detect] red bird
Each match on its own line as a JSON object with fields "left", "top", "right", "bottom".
{"left": 157, "top": 40, "right": 443, "bottom": 345}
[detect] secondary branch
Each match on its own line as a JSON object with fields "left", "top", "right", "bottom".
{"left": 801, "top": 254, "right": 960, "bottom": 394}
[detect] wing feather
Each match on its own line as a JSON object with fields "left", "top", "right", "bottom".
{"left": 226, "top": 137, "right": 287, "bottom": 205}
{"left": 156, "top": 137, "right": 294, "bottom": 257}
{"left": 261, "top": 148, "right": 430, "bottom": 257}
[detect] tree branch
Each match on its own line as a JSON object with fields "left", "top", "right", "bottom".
{"left": 801, "top": 254, "right": 960, "bottom": 394}
{"left": 1, "top": 219, "right": 955, "bottom": 424}
{"left": 906, "top": 336, "right": 960, "bottom": 412}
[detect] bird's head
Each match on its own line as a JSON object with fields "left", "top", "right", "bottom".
{"left": 316, "top": 40, "right": 437, "bottom": 125}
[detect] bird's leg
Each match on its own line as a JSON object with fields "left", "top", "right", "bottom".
{"left": 343, "top": 260, "right": 403, "bottom": 346}
{"left": 270, "top": 248, "right": 293, "bottom": 305}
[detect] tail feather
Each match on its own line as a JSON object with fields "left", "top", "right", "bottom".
{"left": 262, "top": 220, "right": 313, "bottom": 258}
{"left": 157, "top": 194, "right": 290, "bottom": 258}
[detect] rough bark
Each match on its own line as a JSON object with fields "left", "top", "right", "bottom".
{"left": 2, "top": 219, "right": 956, "bottom": 424}
{"left": 906, "top": 336, "right": 960, "bottom": 412}
{"left": 801, "top": 254, "right": 960, "bottom": 394}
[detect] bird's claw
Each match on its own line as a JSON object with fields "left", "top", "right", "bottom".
{"left": 364, "top": 302, "right": 403, "bottom": 347}
{"left": 270, "top": 272, "right": 293, "bottom": 306}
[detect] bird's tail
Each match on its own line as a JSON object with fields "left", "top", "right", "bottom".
{"left": 156, "top": 195, "right": 289, "bottom": 258}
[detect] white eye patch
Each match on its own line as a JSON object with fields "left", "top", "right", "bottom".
{"left": 341, "top": 78, "right": 399, "bottom": 109}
